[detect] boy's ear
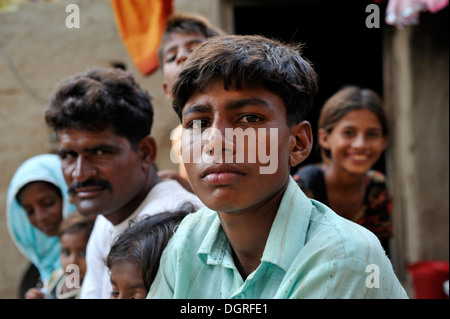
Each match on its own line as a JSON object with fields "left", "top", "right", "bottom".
{"left": 289, "top": 121, "right": 313, "bottom": 167}
{"left": 317, "top": 128, "right": 330, "bottom": 150}
{"left": 138, "top": 135, "right": 158, "bottom": 171}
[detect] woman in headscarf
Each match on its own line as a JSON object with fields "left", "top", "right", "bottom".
{"left": 6, "top": 154, "right": 76, "bottom": 285}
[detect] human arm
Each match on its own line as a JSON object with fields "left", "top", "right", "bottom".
{"left": 24, "top": 287, "right": 46, "bottom": 299}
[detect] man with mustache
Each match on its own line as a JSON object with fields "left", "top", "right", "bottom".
{"left": 147, "top": 35, "right": 408, "bottom": 299}
{"left": 45, "top": 68, "right": 203, "bottom": 298}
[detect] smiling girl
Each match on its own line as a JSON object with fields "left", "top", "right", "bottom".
{"left": 293, "top": 85, "right": 392, "bottom": 254}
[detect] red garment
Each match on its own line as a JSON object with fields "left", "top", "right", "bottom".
{"left": 110, "top": 0, "right": 174, "bottom": 75}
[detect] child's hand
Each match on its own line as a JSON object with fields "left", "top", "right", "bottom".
{"left": 25, "top": 287, "right": 46, "bottom": 299}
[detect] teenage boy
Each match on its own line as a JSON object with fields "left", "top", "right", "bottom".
{"left": 147, "top": 35, "right": 408, "bottom": 299}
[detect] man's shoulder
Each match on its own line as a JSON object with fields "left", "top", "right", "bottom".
{"left": 139, "top": 179, "right": 204, "bottom": 215}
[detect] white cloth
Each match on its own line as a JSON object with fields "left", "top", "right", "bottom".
{"left": 79, "top": 179, "right": 203, "bottom": 299}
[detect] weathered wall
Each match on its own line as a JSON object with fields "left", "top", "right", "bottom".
{"left": 383, "top": 9, "right": 449, "bottom": 294}
{"left": 0, "top": 0, "right": 222, "bottom": 298}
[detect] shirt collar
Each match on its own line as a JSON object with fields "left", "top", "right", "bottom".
{"left": 197, "top": 176, "right": 313, "bottom": 272}
{"left": 261, "top": 176, "right": 312, "bottom": 271}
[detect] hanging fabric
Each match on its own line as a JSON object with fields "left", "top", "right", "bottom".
{"left": 110, "top": 0, "right": 174, "bottom": 75}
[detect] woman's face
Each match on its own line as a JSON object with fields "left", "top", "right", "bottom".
{"left": 319, "top": 109, "right": 388, "bottom": 176}
{"left": 17, "top": 181, "right": 63, "bottom": 236}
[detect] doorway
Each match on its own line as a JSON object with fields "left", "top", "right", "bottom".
{"left": 231, "top": 0, "right": 386, "bottom": 171}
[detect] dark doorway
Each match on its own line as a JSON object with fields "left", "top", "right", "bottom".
{"left": 233, "top": 0, "right": 387, "bottom": 172}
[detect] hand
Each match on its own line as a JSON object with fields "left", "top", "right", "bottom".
{"left": 25, "top": 287, "right": 46, "bottom": 299}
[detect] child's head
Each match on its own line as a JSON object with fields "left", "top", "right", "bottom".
{"left": 58, "top": 211, "right": 95, "bottom": 284}
{"left": 159, "top": 12, "right": 226, "bottom": 100}
{"left": 317, "top": 85, "right": 388, "bottom": 168}
{"left": 172, "top": 35, "right": 318, "bottom": 213}
{"left": 16, "top": 181, "right": 63, "bottom": 237}
{"left": 172, "top": 34, "right": 318, "bottom": 125}
{"left": 105, "top": 208, "right": 192, "bottom": 299}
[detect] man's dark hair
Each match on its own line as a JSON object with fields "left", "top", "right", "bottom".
{"left": 172, "top": 34, "right": 319, "bottom": 126}
{"left": 45, "top": 68, "right": 154, "bottom": 149}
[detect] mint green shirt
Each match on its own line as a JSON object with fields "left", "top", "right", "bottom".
{"left": 148, "top": 177, "right": 408, "bottom": 299}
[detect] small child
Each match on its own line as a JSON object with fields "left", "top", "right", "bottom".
{"left": 25, "top": 211, "right": 94, "bottom": 299}
{"left": 105, "top": 208, "right": 191, "bottom": 299}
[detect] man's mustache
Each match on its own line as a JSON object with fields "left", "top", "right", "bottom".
{"left": 68, "top": 179, "right": 113, "bottom": 195}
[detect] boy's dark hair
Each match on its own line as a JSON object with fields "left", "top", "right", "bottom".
{"left": 172, "top": 34, "right": 319, "bottom": 126}
{"left": 45, "top": 68, "right": 154, "bottom": 149}
{"left": 158, "top": 12, "right": 225, "bottom": 70}
{"left": 105, "top": 203, "right": 196, "bottom": 292}
{"left": 58, "top": 211, "right": 95, "bottom": 238}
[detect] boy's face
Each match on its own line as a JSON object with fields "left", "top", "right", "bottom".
{"left": 180, "top": 79, "right": 312, "bottom": 213}
{"left": 161, "top": 31, "right": 207, "bottom": 101}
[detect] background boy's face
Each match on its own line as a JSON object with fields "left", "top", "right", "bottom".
{"left": 180, "top": 79, "right": 301, "bottom": 213}
{"left": 60, "top": 231, "right": 89, "bottom": 283}
{"left": 161, "top": 31, "right": 207, "bottom": 101}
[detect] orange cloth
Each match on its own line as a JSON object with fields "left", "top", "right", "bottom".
{"left": 110, "top": 0, "right": 173, "bottom": 75}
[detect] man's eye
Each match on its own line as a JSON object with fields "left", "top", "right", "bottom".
{"left": 94, "top": 149, "right": 110, "bottom": 156}
{"left": 60, "top": 152, "right": 76, "bottom": 160}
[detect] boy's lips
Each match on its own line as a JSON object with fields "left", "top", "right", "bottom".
{"left": 201, "top": 164, "right": 246, "bottom": 186}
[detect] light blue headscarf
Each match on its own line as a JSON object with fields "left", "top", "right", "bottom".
{"left": 6, "top": 154, "right": 76, "bottom": 282}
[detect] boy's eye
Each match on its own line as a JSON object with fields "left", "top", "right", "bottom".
{"left": 165, "top": 54, "right": 175, "bottom": 63}
{"left": 187, "top": 119, "right": 209, "bottom": 130}
{"left": 240, "top": 114, "right": 262, "bottom": 123}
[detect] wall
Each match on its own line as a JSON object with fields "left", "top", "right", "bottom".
{"left": 0, "top": 0, "right": 222, "bottom": 298}
{"left": 383, "top": 8, "right": 449, "bottom": 294}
